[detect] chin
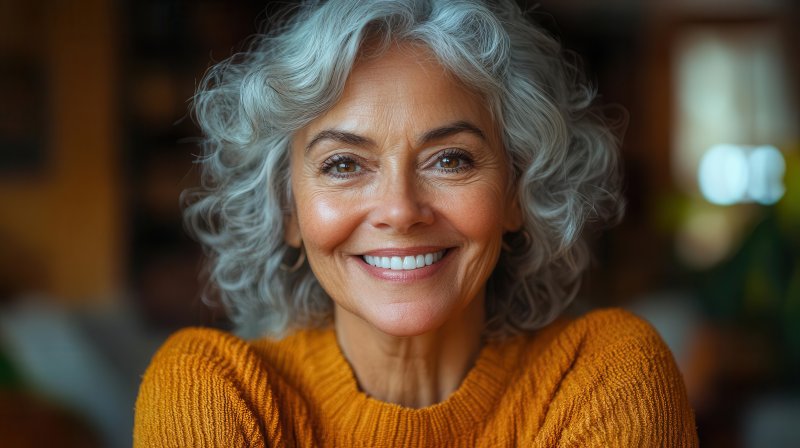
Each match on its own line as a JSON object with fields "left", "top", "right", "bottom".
{"left": 365, "top": 302, "right": 451, "bottom": 337}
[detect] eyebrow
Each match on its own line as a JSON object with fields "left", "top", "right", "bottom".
{"left": 305, "top": 130, "right": 375, "bottom": 153}
{"left": 417, "top": 120, "right": 487, "bottom": 145}
{"left": 304, "top": 120, "right": 487, "bottom": 153}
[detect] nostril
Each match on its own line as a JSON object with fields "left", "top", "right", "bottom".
{"left": 369, "top": 195, "right": 434, "bottom": 232}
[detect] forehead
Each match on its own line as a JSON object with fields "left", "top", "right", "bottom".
{"left": 299, "top": 43, "right": 495, "bottom": 139}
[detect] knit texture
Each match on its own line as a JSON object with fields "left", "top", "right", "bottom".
{"left": 134, "top": 308, "right": 698, "bottom": 447}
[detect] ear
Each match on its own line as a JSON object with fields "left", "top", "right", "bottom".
{"left": 284, "top": 211, "right": 302, "bottom": 248}
{"left": 503, "top": 190, "right": 523, "bottom": 232}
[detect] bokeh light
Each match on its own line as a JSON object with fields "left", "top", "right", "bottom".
{"left": 698, "top": 144, "right": 785, "bottom": 206}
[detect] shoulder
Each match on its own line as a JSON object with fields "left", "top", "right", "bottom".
{"left": 133, "top": 328, "right": 287, "bottom": 447}
{"left": 550, "top": 308, "right": 685, "bottom": 395}
{"left": 139, "top": 327, "right": 271, "bottom": 397}
{"left": 520, "top": 308, "right": 671, "bottom": 368}
{"left": 249, "top": 327, "right": 335, "bottom": 372}
{"left": 529, "top": 308, "right": 699, "bottom": 446}
{"left": 567, "top": 307, "right": 670, "bottom": 355}
{"left": 557, "top": 308, "right": 689, "bottom": 402}
{"left": 146, "top": 327, "right": 256, "bottom": 368}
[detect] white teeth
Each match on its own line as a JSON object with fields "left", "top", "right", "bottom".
{"left": 363, "top": 250, "right": 447, "bottom": 270}
{"left": 391, "top": 257, "right": 403, "bottom": 270}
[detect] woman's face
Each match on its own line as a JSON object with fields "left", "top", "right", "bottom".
{"left": 289, "top": 44, "right": 520, "bottom": 337}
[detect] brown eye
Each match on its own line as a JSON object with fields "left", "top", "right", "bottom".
{"left": 438, "top": 155, "right": 460, "bottom": 169}
{"left": 432, "top": 149, "right": 474, "bottom": 174}
{"left": 431, "top": 148, "right": 475, "bottom": 175}
{"left": 321, "top": 154, "right": 362, "bottom": 178}
{"left": 336, "top": 160, "right": 359, "bottom": 173}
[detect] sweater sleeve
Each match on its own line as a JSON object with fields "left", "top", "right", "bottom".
{"left": 545, "top": 310, "right": 699, "bottom": 447}
{"left": 133, "top": 328, "right": 281, "bottom": 448}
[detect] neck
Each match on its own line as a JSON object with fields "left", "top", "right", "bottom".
{"left": 334, "top": 297, "right": 485, "bottom": 409}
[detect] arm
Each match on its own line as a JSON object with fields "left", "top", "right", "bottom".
{"left": 541, "top": 311, "right": 699, "bottom": 447}
{"left": 133, "top": 329, "right": 282, "bottom": 447}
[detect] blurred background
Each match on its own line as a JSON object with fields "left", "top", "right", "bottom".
{"left": 0, "top": 0, "right": 797, "bottom": 446}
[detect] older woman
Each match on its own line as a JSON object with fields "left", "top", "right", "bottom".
{"left": 134, "top": 0, "right": 697, "bottom": 446}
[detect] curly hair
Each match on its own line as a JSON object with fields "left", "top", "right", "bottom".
{"left": 184, "top": 0, "right": 625, "bottom": 339}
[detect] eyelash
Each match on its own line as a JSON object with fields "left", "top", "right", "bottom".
{"left": 319, "top": 154, "right": 362, "bottom": 179}
{"left": 318, "top": 148, "right": 475, "bottom": 179}
{"left": 434, "top": 148, "right": 474, "bottom": 173}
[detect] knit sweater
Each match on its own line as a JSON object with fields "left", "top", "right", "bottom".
{"left": 134, "top": 308, "right": 698, "bottom": 447}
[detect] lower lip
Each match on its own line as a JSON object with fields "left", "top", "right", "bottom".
{"left": 355, "top": 250, "right": 454, "bottom": 282}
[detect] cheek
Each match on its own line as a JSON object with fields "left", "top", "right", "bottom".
{"left": 439, "top": 183, "right": 509, "bottom": 241}
{"left": 296, "top": 191, "right": 362, "bottom": 254}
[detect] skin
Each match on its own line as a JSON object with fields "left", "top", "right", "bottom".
{"left": 287, "top": 43, "right": 521, "bottom": 408}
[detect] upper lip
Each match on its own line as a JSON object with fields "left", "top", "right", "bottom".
{"left": 360, "top": 246, "right": 450, "bottom": 257}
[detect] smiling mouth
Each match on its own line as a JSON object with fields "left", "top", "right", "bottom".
{"left": 362, "top": 250, "right": 447, "bottom": 271}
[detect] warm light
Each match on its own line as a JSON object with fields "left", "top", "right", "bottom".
{"left": 698, "top": 144, "right": 785, "bottom": 205}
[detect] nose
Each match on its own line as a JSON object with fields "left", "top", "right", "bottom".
{"left": 368, "top": 169, "right": 434, "bottom": 234}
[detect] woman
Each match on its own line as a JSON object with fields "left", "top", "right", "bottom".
{"left": 134, "top": 0, "right": 698, "bottom": 446}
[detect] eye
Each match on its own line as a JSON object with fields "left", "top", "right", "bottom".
{"left": 333, "top": 160, "right": 359, "bottom": 173}
{"left": 434, "top": 149, "right": 473, "bottom": 173}
{"left": 438, "top": 155, "right": 461, "bottom": 169}
{"left": 320, "top": 154, "right": 362, "bottom": 178}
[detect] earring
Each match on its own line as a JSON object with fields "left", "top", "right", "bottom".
{"left": 280, "top": 245, "right": 306, "bottom": 272}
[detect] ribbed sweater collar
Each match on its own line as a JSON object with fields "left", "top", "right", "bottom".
{"left": 299, "top": 330, "right": 519, "bottom": 445}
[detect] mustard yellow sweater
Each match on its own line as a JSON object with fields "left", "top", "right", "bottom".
{"left": 134, "top": 309, "right": 698, "bottom": 447}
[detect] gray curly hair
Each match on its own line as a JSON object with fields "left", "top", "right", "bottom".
{"left": 184, "top": 0, "right": 624, "bottom": 339}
